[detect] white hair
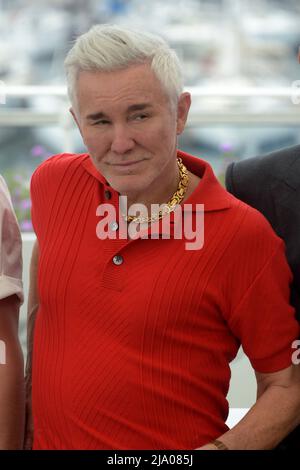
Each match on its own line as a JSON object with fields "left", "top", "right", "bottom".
{"left": 64, "top": 24, "right": 184, "bottom": 108}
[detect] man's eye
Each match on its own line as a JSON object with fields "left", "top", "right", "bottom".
{"left": 132, "top": 114, "right": 148, "bottom": 121}
{"left": 93, "top": 120, "right": 110, "bottom": 125}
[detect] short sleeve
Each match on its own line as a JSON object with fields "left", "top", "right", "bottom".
{"left": 30, "top": 153, "right": 83, "bottom": 242}
{"left": 0, "top": 175, "right": 23, "bottom": 303}
{"left": 228, "top": 239, "right": 300, "bottom": 373}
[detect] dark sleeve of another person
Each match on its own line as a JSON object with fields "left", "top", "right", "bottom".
{"left": 225, "top": 152, "right": 300, "bottom": 450}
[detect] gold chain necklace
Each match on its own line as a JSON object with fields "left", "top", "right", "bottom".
{"left": 124, "top": 158, "right": 189, "bottom": 224}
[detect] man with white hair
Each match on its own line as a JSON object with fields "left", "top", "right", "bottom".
{"left": 26, "top": 24, "right": 300, "bottom": 450}
{"left": 0, "top": 176, "right": 24, "bottom": 448}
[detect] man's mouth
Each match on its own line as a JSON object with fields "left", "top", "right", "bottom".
{"left": 110, "top": 160, "right": 144, "bottom": 167}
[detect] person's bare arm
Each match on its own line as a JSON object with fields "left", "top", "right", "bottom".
{"left": 198, "top": 363, "right": 300, "bottom": 450}
{"left": 24, "top": 239, "right": 39, "bottom": 450}
{"left": 0, "top": 294, "right": 25, "bottom": 449}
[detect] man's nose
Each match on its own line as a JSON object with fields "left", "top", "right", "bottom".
{"left": 110, "top": 125, "right": 135, "bottom": 154}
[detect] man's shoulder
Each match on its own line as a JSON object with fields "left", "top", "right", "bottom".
{"left": 229, "top": 197, "right": 281, "bottom": 246}
{"left": 0, "top": 175, "right": 14, "bottom": 217}
{"left": 225, "top": 145, "right": 300, "bottom": 206}
{"left": 0, "top": 175, "right": 10, "bottom": 200}
{"left": 226, "top": 145, "right": 300, "bottom": 189}
{"left": 31, "top": 152, "right": 89, "bottom": 181}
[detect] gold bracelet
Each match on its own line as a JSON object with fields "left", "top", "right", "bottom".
{"left": 211, "top": 439, "right": 229, "bottom": 450}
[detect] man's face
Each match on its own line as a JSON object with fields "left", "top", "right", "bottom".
{"left": 71, "top": 63, "right": 191, "bottom": 195}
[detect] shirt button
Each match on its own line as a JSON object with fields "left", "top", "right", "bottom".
{"left": 112, "top": 255, "right": 123, "bottom": 266}
{"left": 110, "top": 222, "right": 119, "bottom": 232}
{"left": 104, "top": 190, "right": 112, "bottom": 200}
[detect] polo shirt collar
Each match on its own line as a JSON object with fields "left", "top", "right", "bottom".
{"left": 177, "top": 150, "right": 233, "bottom": 212}
{"left": 81, "top": 155, "right": 108, "bottom": 186}
{"left": 81, "top": 150, "right": 233, "bottom": 213}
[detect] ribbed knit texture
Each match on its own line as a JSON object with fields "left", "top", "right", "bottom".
{"left": 30, "top": 151, "right": 300, "bottom": 449}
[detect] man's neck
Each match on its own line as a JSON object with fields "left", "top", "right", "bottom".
{"left": 127, "top": 179, "right": 179, "bottom": 214}
{"left": 121, "top": 169, "right": 201, "bottom": 221}
{"left": 123, "top": 160, "right": 180, "bottom": 215}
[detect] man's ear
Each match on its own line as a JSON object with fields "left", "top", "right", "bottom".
{"left": 176, "top": 92, "right": 191, "bottom": 135}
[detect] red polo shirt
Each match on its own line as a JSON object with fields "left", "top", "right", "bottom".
{"left": 30, "top": 150, "right": 299, "bottom": 449}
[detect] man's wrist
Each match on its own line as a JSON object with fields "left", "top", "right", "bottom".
{"left": 210, "top": 439, "right": 229, "bottom": 450}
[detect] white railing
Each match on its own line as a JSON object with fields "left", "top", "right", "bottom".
{"left": 2, "top": 85, "right": 297, "bottom": 97}
{"left": 1, "top": 86, "right": 300, "bottom": 152}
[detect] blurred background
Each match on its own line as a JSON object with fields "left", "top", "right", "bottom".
{"left": 1, "top": 0, "right": 300, "bottom": 413}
